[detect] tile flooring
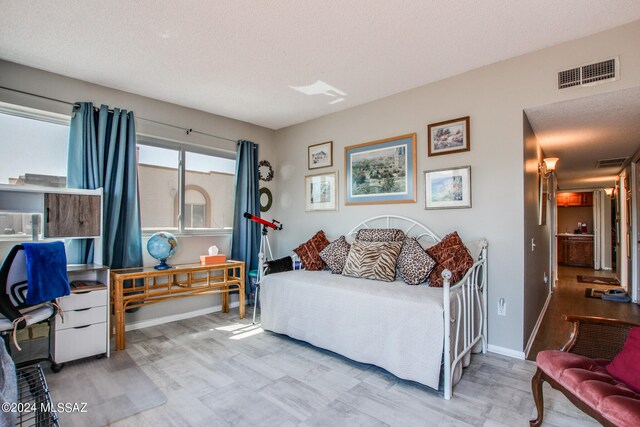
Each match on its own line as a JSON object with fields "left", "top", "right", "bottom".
{"left": 91, "top": 308, "right": 599, "bottom": 426}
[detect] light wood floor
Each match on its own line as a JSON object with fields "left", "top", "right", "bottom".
{"left": 528, "top": 266, "right": 640, "bottom": 361}
{"left": 76, "top": 308, "right": 601, "bottom": 427}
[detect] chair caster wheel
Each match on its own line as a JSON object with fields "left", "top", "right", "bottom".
{"left": 51, "top": 363, "right": 65, "bottom": 373}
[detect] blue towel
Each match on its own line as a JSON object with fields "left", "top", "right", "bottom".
{"left": 23, "top": 242, "right": 70, "bottom": 305}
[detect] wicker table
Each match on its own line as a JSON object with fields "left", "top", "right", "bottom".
{"left": 110, "top": 260, "right": 245, "bottom": 350}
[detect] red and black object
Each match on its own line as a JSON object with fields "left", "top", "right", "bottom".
{"left": 243, "top": 212, "right": 282, "bottom": 230}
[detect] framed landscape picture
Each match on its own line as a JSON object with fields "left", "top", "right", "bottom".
{"left": 308, "top": 141, "right": 333, "bottom": 169}
{"left": 305, "top": 172, "right": 337, "bottom": 211}
{"left": 424, "top": 166, "right": 471, "bottom": 209}
{"left": 345, "top": 134, "right": 417, "bottom": 205}
{"left": 427, "top": 116, "right": 470, "bottom": 157}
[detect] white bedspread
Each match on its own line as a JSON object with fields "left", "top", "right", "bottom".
{"left": 260, "top": 269, "right": 445, "bottom": 389}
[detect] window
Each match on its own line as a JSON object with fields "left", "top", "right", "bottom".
{"left": 137, "top": 138, "right": 236, "bottom": 234}
{"left": 0, "top": 110, "right": 69, "bottom": 187}
{"left": 0, "top": 108, "right": 69, "bottom": 238}
{"left": 184, "top": 187, "right": 208, "bottom": 228}
{"left": 137, "top": 144, "right": 180, "bottom": 231}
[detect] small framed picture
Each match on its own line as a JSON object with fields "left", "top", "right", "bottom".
{"left": 308, "top": 141, "right": 333, "bottom": 169}
{"left": 305, "top": 172, "right": 337, "bottom": 211}
{"left": 424, "top": 166, "right": 471, "bottom": 209}
{"left": 427, "top": 116, "right": 470, "bottom": 157}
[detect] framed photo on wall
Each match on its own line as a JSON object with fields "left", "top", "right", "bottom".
{"left": 344, "top": 134, "right": 417, "bottom": 205}
{"left": 305, "top": 172, "right": 337, "bottom": 211}
{"left": 427, "top": 116, "right": 470, "bottom": 157}
{"left": 424, "top": 166, "right": 471, "bottom": 209}
{"left": 538, "top": 172, "right": 547, "bottom": 226}
{"left": 308, "top": 141, "right": 333, "bottom": 169}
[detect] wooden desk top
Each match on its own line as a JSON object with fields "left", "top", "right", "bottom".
{"left": 111, "top": 260, "right": 244, "bottom": 279}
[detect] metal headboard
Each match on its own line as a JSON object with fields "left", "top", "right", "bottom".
{"left": 346, "top": 215, "right": 441, "bottom": 246}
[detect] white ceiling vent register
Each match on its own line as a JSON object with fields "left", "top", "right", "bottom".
{"left": 558, "top": 57, "right": 619, "bottom": 90}
{"left": 596, "top": 157, "right": 627, "bottom": 168}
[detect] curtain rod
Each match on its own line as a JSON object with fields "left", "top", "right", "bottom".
{"left": 0, "top": 85, "right": 238, "bottom": 143}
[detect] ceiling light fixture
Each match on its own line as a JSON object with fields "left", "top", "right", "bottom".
{"left": 604, "top": 187, "right": 614, "bottom": 197}
{"left": 290, "top": 80, "right": 347, "bottom": 105}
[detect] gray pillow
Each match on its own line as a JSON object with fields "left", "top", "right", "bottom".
{"left": 319, "top": 236, "right": 351, "bottom": 274}
{"left": 342, "top": 240, "right": 402, "bottom": 282}
{"left": 397, "top": 237, "right": 436, "bottom": 285}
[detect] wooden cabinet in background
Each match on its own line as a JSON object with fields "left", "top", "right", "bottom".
{"left": 556, "top": 192, "right": 593, "bottom": 207}
{"left": 44, "top": 193, "right": 101, "bottom": 237}
{"left": 557, "top": 235, "right": 594, "bottom": 267}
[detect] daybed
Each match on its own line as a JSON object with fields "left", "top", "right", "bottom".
{"left": 260, "top": 215, "right": 488, "bottom": 399}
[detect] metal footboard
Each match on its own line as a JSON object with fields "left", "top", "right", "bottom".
{"left": 442, "top": 241, "right": 488, "bottom": 399}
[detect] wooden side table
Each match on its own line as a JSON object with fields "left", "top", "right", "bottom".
{"left": 110, "top": 260, "right": 245, "bottom": 350}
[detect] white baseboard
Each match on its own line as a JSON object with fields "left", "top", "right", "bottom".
{"left": 488, "top": 344, "right": 526, "bottom": 360}
{"left": 524, "top": 291, "right": 552, "bottom": 359}
{"left": 125, "top": 301, "right": 240, "bottom": 332}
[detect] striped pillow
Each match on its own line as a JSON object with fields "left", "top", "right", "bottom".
{"left": 342, "top": 240, "right": 402, "bottom": 282}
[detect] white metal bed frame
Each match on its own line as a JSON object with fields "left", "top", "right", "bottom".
{"left": 346, "top": 215, "right": 488, "bottom": 399}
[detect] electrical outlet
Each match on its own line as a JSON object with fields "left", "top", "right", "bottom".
{"left": 497, "top": 298, "right": 506, "bottom": 316}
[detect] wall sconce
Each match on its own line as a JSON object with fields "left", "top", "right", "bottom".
{"left": 604, "top": 187, "right": 614, "bottom": 198}
{"left": 539, "top": 157, "right": 559, "bottom": 178}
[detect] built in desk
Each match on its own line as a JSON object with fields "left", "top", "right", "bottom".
{"left": 110, "top": 260, "right": 245, "bottom": 350}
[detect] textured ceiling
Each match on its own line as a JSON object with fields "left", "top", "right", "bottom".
{"left": 526, "top": 86, "right": 640, "bottom": 190}
{"left": 1, "top": 1, "right": 640, "bottom": 129}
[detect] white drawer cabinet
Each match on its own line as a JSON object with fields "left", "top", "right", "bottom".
{"left": 52, "top": 265, "right": 110, "bottom": 366}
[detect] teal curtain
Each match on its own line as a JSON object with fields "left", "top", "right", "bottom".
{"left": 67, "top": 102, "right": 143, "bottom": 270}
{"left": 231, "top": 140, "right": 260, "bottom": 296}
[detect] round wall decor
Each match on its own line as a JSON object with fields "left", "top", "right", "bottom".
{"left": 258, "top": 160, "right": 274, "bottom": 182}
{"left": 259, "top": 187, "right": 273, "bottom": 212}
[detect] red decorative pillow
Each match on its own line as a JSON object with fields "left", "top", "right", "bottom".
{"left": 606, "top": 327, "right": 640, "bottom": 392}
{"left": 293, "top": 230, "right": 330, "bottom": 271}
{"left": 426, "top": 231, "right": 474, "bottom": 287}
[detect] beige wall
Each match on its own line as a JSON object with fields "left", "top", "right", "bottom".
{"left": 558, "top": 206, "right": 594, "bottom": 234}
{"left": 0, "top": 60, "right": 276, "bottom": 325}
{"left": 271, "top": 21, "right": 640, "bottom": 354}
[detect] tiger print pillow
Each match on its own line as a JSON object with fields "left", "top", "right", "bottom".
{"left": 342, "top": 240, "right": 402, "bottom": 282}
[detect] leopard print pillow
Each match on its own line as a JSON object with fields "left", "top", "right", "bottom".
{"left": 319, "top": 236, "right": 351, "bottom": 274}
{"left": 355, "top": 228, "right": 405, "bottom": 242}
{"left": 397, "top": 238, "right": 436, "bottom": 285}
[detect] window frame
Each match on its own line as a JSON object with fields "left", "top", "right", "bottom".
{"left": 0, "top": 104, "right": 237, "bottom": 238}
{"left": 137, "top": 135, "right": 236, "bottom": 237}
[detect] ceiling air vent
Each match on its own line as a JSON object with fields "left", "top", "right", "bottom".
{"left": 596, "top": 157, "right": 627, "bottom": 168}
{"left": 558, "top": 57, "right": 618, "bottom": 90}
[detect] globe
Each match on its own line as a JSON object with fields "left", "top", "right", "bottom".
{"left": 147, "top": 231, "right": 178, "bottom": 270}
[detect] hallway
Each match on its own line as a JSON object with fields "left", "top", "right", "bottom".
{"left": 527, "top": 266, "right": 640, "bottom": 361}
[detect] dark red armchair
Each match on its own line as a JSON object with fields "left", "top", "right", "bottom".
{"left": 531, "top": 315, "right": 640, "bottom": 427}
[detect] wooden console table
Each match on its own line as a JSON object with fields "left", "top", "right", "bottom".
{"left": 110, "top": 260, "right": 245, "bottom": 350}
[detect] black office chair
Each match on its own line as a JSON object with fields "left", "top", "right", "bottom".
{"left": 0, "top": 245, "right": 60, "bottom": 369}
